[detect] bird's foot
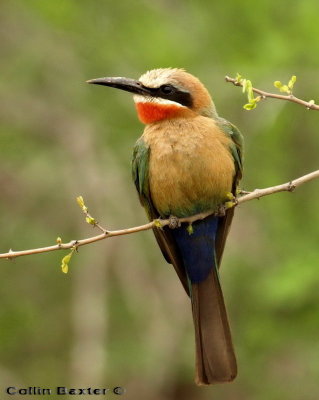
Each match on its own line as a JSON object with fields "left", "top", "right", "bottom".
{"left": 216, "top": 204, "right": 226, "bottom": 217}
{"left": 168, "top": 215, "right": 181, "bottom": 229}
{"left": 216, "top": 193, "right": 238, "bottom": 216}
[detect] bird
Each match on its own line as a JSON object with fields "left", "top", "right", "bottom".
{"left": 87, "top": 68, "right": 243, "bottom": 385}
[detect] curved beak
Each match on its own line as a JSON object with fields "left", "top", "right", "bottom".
{"left": 86, "top": 77, "right": 151, "bottom": 96}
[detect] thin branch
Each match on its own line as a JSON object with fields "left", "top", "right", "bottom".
{"left": 1, "top": 170, "right": 318, "bottom": 260}
{"left": 237, "top": 170, "right": 319, "bottom": 204}
{"left": 76, "top": 196, "right": 108, "bottom": 234}
{"left": 225, "top": 76, "right": 319, "bottom": 111}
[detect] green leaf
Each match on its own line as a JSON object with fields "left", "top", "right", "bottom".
{"left": 60, "top": 248, "right": 75, "bottom": 274}
{"left": 235, "top": 73, "right": 242, "bottom": 83}
{"left": 242, "top": 79, "right": 253, "bottom": 96}
{"left": 274, "top": 81, "right": 283, "bottom": 89}
{"left": 61, "top": 252, "right": 72, "bottom": 274}
{"left": 246, "top": 82, "right": 254, "bottom": 102}
{"left": 243, "top": 102, "right": 257, "bottom": 110}
{"left": 235, "top": 75, "right": 260, "bottom": 110}
{"left": 76, "top": 196, "right": 84, "bottom": 208}
{"left": 86, "top": 216, "right": 96, "bottom": 225}
{"left": 76, "top": 195, "right": 88, "bottom": 212}
{"left": 187, "top": 224, "right": 194, "bottom": 235}
{"left": 279, "top": 84, "right": 290, "bottom": 93}
{"left": 241, "top": 79, "right": 247, "bottom": 93}
{"left": 288, "top": 75, "right": 297, "bottom": 90}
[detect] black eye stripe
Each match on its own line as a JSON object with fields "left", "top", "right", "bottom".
{"left": 145, "top": 85, "right": 193, "bottom": 108}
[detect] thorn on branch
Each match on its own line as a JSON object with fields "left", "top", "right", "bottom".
{"left": 6, "top": 249, "right": 15, "bottom": 261}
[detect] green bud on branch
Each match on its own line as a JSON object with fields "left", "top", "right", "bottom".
{"left": 76, "top": 196, "right": 88, "bottom": 212}
{"left": 274, "top": 75, "right": 297, "bottom": 94}
{"left": 86, "top": 216, "right": 96, "bottom": 225}
{"left": 236, "top": 74, "right": 262, "bottom": 111}
{"left": 187, "top": 224, "right": 194, "bottom": 235}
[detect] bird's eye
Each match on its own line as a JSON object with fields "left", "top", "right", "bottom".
{"left": 160, "top": 84, "right": 174, "bottom": 95}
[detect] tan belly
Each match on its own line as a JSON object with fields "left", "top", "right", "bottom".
{"left": 143, "top": 118, "right": 235, "bottom": 217}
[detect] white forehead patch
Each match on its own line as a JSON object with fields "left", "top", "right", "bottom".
{"left": 133, "top": 95, "right": 186, "bottom": 108}
{"left": 139, "top": 68, "right": 184, "bottom": 88}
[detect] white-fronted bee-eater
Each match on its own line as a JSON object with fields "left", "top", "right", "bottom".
{"left": 88, "top": 68, "right": 243, "bottom": 385}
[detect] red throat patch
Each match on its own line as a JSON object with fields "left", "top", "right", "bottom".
{"left": 135, "top": 102, "right": 183, "bottom": 124}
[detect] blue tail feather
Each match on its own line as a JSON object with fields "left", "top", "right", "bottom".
{"left": 172, "top": 216, "right": 219, "bottom": 283}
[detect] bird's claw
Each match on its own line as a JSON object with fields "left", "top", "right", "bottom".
{"left": 168, "top": 215, "right": 181, "bottom": 229}
{"left": 216, "top": 205, "right": 226, "bottom": 217}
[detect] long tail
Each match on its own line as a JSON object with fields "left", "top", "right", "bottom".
{"left": 172, "top": 215, "right": 237, "bottom": 385}
{"left": 191, "top": 268, "right": 237, "bottom": 385}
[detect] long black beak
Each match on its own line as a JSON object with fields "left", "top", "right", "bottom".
{"left": 86, "top": 77, "right": 152, "bottom": 96}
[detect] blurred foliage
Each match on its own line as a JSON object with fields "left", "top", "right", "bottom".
{"left": 0, "top": 1, "right": 319, "bottom": 399}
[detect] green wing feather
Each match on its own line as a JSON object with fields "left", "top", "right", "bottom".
{"left": 217, "top": 118, "right": 244, "bottom": 183}
{"left": 215, "top": 118, "right": 244, "bottom": 266}
{"left": 132, "top": 137, "right": 190, "bottom": 293}
{"left": 132, "top": 137, "right": 154, "bottom": 219}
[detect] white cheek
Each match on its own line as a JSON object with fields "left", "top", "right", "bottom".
{"left": 133, "top": 95, "right": 185, "bottom": 108}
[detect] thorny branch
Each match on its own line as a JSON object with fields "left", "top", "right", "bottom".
{"left": 1, "top": 170, "right": 318, "bottom": 260}
{"left": 225, "top": 76, "right": 319, "bottom": 111}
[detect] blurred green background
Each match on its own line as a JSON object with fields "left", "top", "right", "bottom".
{"left": 0, "top": 1, "right": 318, "bottom": 399}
